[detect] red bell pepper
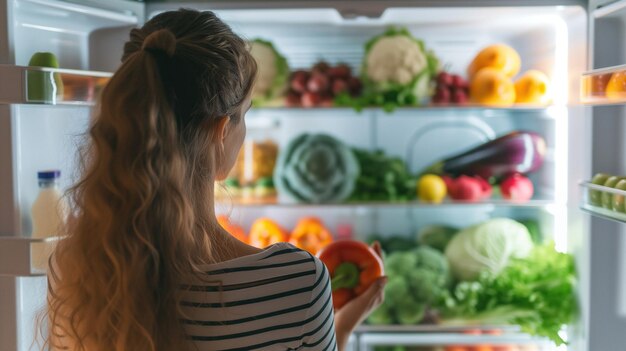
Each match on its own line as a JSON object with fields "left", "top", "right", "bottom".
{"left": 317, "top": 240, "right": 384, "bottom": 310}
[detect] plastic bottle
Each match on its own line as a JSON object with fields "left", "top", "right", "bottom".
{"left": 31, "top": 170, "right": 67, "bottom": 270}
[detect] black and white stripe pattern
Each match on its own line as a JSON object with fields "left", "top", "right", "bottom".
{"left": 181, "top": 242, "right": 337, "bottom": 351}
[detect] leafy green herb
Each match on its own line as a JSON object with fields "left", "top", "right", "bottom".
{"left": 442, "top": 243, "right": 577, "bottom": 345}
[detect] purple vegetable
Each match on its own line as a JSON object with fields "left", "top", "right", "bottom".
{"left": 423, "top": 131, "right": 546, "bottom": 179}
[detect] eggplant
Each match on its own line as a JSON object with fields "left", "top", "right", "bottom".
{"left": 422, "top": 131, "right": 546, "bottom": 179}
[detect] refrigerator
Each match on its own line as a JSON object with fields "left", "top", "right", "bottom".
{"left": 0, "top": 0, "right": 623, "bottom": 350}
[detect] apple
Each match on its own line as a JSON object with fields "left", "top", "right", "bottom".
{"left": 27, "top": 52, "right": 64, "bottom": 102}
{"left": 589, "top": 173, "right": 610, "bottom": 206}
{"left": 612, "top": 179, "right": 626, "bottom": 212}
{"left": 602, "top": 176, "right": 625, "bottom": 209}
{"left": 501, "top": 174, "right": 534, "bottom": 202}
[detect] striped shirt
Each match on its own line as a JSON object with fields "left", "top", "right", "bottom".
{"left": 181, "top": 242, "right": 338, "bottom": 351}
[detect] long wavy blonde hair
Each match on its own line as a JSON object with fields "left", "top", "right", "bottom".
{"left": 45, "top": 9, "right": 256, "bottom": 351}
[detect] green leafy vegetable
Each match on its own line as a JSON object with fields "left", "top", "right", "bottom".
{"left": 445, "top": 218, "right": 534, "bottom": 281}
{"left": 349, "top": 148, "right": 416, "bottom": 202}
{"left": 274, "top": 133, "right": 360, "bottom": 203}
{"left": 417, "top": 225, "right": 458, "bottom": 252}
{"left": 249, "top": 39, "right": 289, "bottom": 107}
{"left": 441, "top": 243, "right": 577, "bottom": 345}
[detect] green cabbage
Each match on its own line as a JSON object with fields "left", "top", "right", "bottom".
{"left": 249, "top": 39, "right": 289, "bottom": 107}
{"left": 274, "top": 133, "right": 360, "bottom": 203}
{"left": 445, "top": 218, "right": 534, "bottom": 281}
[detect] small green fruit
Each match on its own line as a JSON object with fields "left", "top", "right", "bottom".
{"left": 612, "top": 179, "right": 626, "bottom": 212}
{"left": 602, "top": 176, "right": 624, "bottom": 209}
{"left": 27, "top": 52, "right": 64, "bottom": 102}
{"left": 590, "top": 173, "right": 611, "bottom": 206}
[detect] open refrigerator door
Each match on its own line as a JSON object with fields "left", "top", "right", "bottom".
{"left": 579, "top": 1, "right": 626, "bottom": 351}
{"left": 0, "top": 1, "right": 142, "bottom": 350}
{"left": 0, "top": 0, "right": 601, "bottom": 350}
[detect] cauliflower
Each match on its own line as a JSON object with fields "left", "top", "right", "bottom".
{"left": 366, "top": 35, "right": 427, "bottom": 85}
{"left": 249, "top": 39, "right": 289, "bottom": 106}
{"left": 361, "top": 27, "right": 439, "bottom": 110}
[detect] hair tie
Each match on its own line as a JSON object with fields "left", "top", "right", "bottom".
{"left": 142, "top": 29, "right": 177, "bottom": 57}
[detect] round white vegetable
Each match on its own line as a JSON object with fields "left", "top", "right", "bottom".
{"left": 366, "top": 35, "right": 427, "bottom": 85}
{"left": 444, "top": 218, "right": 533, "bottom": 281}
{"left": 250, "top": 41, "right": 278, "bottom": 97}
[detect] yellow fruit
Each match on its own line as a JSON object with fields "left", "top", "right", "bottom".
{"left": 514, "top": 70, "right": 551, "bottom": 105}
{"left": 468, "top": 44, "right": 521, "bottom": 79}
{"left": 606, "top": 72, "right": 626, "bottom": 101}
{"left": 470, "top": 68, "right": 516, "bottom": 107}
{"left": 418, "top": 174, "right": 447, "bottom": 204}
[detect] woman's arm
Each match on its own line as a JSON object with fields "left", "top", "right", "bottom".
{"left": 334, "top": 276, "right": 387, "bottom": 350}
{"left": 333, "top": 242, "right": 387, "bottom": 351}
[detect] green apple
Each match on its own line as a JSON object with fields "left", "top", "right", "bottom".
{"left": 612, "top": 179, "right": 626, "bottom": 212}
{"left": 27, "top": 52, "right": 64, "bottom": 102}
{"left": 602, "top": 176, "right": 625, "bottom": 209}
{"left": 590, "top": 173, "right": 611, "bottom": 206}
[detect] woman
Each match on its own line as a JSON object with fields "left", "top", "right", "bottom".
{"left": 47, "top": 9, "right": 386, "bottom": 351}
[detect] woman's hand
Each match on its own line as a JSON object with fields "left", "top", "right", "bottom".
{"left": 334, "top": 242, "right": 387, "bottom": 351}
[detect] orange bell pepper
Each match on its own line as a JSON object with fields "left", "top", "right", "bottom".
{"left": 248, "top": 218, "right": 287, "bottom": 248}
{"left": 217, "top": 215, "right": 247, "bottom": 243}
{"left": 317, "top": 240, "right": 384, "bottom": 310}
{"left": 289, "top": 217, "right": 333, "bottom": 255}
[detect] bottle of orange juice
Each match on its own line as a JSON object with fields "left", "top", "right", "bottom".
{"left": 31, "top": 170, "right": 67, "bottom": 270}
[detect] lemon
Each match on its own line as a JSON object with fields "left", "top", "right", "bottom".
{"left": 418, "top": 174, "right": 447, "bottom": 204}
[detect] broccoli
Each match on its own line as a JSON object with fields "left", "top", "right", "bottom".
{"left": 367, "top": 247, "right": 450, "bottom": 326}
{"left": 368, "top": 301, "right": 394, "bottom": 325}
{"left": 396, "top": 296, "right": 426, "bottom": 325}
{"left": 385, "top": 277, "right": 409, "bottom": 303}
{"left": 385, "top": 251, "right": 418, "bottom": 278}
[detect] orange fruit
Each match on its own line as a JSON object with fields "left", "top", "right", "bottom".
{"left": 606, "top": 72, "right": 626, "bottom": 101}
{"left": 514, "top": 70, "right": 551, "bottom": 105}
{"left": 470, "top": 68, "right": 516, "bottom": 107}
{"left": 468, "top": 44, "right": 521, "bottom": 79}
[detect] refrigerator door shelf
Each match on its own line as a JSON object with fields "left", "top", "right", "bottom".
{"left": 580, "top": 181, "right": 626, "bottom": 224}
{"left": 581, "top": 64, "right": 626, "bottom": 105}
{"left": 0, "top": 65, "right": 111, "bottom": 106}
{"left": 0, "top": 236, "right": 62, "bottom": 277}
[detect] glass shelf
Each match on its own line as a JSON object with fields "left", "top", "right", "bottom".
{"left": 356, "top": 328, "right": 550, "bottom": 347}
{"left": 217, "top": 198, "right": 555, "bottom": 209}
{"left": 581, "top": 64, "right": 626, "bottom": 105}
{"left": 580, "top": 181, "right": 626, "bottom": 223}
{"left": 249, "top": 105, "right": 557, "bottom": 115}
{"left": 0, "top": 64, "right": 111, "bottom": 106}
{"left": 0, "top": 236, "right": 62, "bottom": 276}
